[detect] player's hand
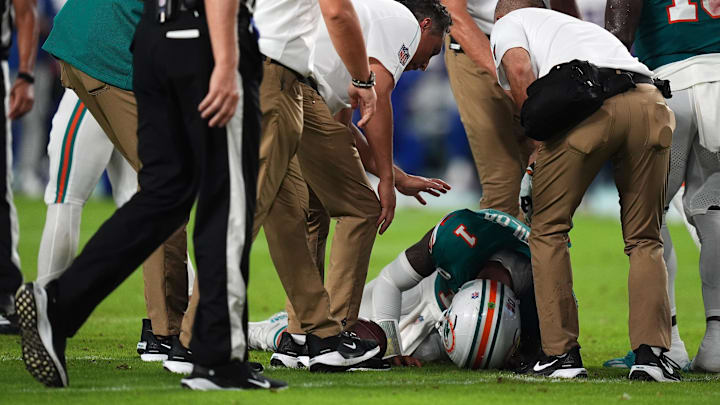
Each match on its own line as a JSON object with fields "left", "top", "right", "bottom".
{"left": 347, "top": 84, "right": 376, "bottom": 128}
{"left": 376, "top": 178, "right": 396, "bottom": 235}
{"left": 8, "top": 79, "right": 34, "bottom": 119}
{"left": 199, "top": 64, "right": 239, "bottom": 128}
{"left": 395, "top": 172, "right": 451, "bottom": 205}
{"left": 391, "top": 355, "right": 422, "bottom": 368}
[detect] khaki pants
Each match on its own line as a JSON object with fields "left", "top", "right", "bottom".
{"left": 530, "top": 84, "right": 674, "bottom": 355}
{"left": 254, "top": 61, "right": 340, "bottom": 338}
{"left": 59, "top": 61, "right": 190, "bottom": 336}
{"left": 285, "top": 84, "right": 380, "bottom": 333}
{"left": 444, "top": 39, "right": 529, "bottom": 218}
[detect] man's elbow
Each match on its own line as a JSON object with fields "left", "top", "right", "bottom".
{"left": 319, "top": 0, "right": 353, "bottom": 25}
{"left": 505, "top": 63, "right": 532, "bottom": 86}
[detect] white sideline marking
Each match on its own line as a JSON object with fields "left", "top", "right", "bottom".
{"left": 1, "top": 355, "right": 117, "bottom": 361}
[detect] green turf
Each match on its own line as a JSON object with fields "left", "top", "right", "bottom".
{"left": 1, "top": 197, "right": 718, "bottom": 403}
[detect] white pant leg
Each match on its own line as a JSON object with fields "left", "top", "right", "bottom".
{"left": 105, "top": 148, "right": 137, "bottom": 207}
{"left": 37, "top": 89, "right": 114, "bottom": 284}
{"left": 669, "top": 85, "right": 720, "bottom": 318}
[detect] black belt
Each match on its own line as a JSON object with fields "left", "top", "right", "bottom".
{"left": 597, "top": 68, "right": 672, "bottom": 97}
{"left": 262, "top": 55, "right": 318, "bottom": 92}
{"left": 449, "top": 34, "right": 489, "bottom": 53}
{"left": 597, "top": 68, "right": 652, "bottom": 85}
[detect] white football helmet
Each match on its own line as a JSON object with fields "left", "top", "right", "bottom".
{"left": 437, "top": 279, "right": 521, "bottom": 369}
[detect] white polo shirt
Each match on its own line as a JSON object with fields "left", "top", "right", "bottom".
{"left": 313, "top": 0, "right": 421, "bottom": 115}
{"left": 490, "top": 8, "right": 653, "bottom": 90}
{"left": 254, "top": 0, "right": 320, "bottom": 77}
{"left": 467, "top": 0, "right": 497, "bottom": 35}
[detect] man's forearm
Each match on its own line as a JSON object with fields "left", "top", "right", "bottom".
{"left": 501, "top": 48, "right": 536, "bottom": 111}
{"left": 13, "top": 0, "right": 38, "bottom": 73}
{"left": 318, "top": 0, "right": 371, "bottom": 81}
{"left": 348, "top": 120, "right": 409, "bottom": 182}
{"left": 205, "top": 0, "right": 239, "bottom": 69}
{"left": 442, "top": 0, "right": 495, "bottom": 75}
{"left": 363, "top": 93, "right": 393, "bottom": 182}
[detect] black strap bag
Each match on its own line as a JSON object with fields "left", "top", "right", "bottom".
{"left": 520, "top": 59, "right": 641, "bottom": 141}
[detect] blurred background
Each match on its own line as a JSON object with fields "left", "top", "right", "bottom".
{"left": 9, "top": 0, "right": 686, "bottom": 221}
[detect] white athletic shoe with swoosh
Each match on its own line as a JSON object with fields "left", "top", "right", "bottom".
{"left": 181, "top": 360, "right": 287, "bottom": 391}
{"left": 307, "top": 331, "right": 380, "bottom": 373}
{"left": 629, "top": 344, "right": 682, "bottom": 382}
{"left": 531, "top": 346, "right": 588, "bottom": 379}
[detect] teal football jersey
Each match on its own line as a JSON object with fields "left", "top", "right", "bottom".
{"left": 635, "top": 0, "right": 720, "bottom": 70}
{"left": 43, "top": 0, "right": 144, "bottom": 91}
{"left": 430, "top": 209, "right": 531, "bottom": 310}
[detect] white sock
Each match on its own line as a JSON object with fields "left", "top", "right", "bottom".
{"left": 694, "top": 210, "right": 720, "bottom": 318}
{"left": 37, "top": 203, "right": 83, "bottom": 286}
{"left": 661, "top": 223, "right": 679, "bottom": 313}
{"left": 292, "top": 333, "right": 306, "bottom": 345}
{"left": 671, "top": 324, "right": 683, "bottom": 344}
{"left": 651, "top": 346, "right": 663, "bottom": 357}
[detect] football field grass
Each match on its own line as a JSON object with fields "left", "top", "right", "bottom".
{"left": 0, "top": 197, "right": 718, "bottom": 404}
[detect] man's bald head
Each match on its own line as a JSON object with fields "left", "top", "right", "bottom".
{"left": 494, "top": 0, "right": 545, "bottom": 21}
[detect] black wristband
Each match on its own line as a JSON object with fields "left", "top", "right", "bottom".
{"left": 351, "top": 71, "right": 375, "bottom": 89}
{"left": 17, "top": 72, "right": 34, "bottom": 84}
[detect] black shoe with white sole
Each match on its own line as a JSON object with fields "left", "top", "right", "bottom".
{"left": 270, "top": 332, "right": 309, "bottom": 369}
{"left": 181, "top": 360, "right": 287, "bottom": 391}
{"left": 530, "top": 346, "right": 588, "bottom": 379}
{"left": 16, "top": 283, "right": 68, "bottom": 387}
{"left": 629, "top": 344, "right": 682, "bottom": 382}
{"left": 136, "top": 318, "right": 172, "bottom": 362}
{"left": 0, "top": 293, "right": 19, "bottom": 334}
{"left": 250, "top": 361, "right": 265, "bottom": 373}
{"left": 307, "top": 331, "right": 380, "bottom": 373}
{"left": 348, "top": 356, "right": 391, "bottom": 371}
{"left": 163, "top": 336, "right": 194, "bottom": 375}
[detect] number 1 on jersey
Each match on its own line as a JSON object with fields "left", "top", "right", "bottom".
{"left": 454, "top": 224, "right": 476, "bottom": 247}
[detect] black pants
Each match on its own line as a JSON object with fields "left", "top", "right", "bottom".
{"left": 0, "top": 60, "right": 22, "bottom": 296}
{"left": 49, "top": 9, "right": 262, "bottom": 366}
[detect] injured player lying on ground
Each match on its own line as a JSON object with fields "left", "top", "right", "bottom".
{"left": 249, "top": 209, "right": 542, "bottom": 372}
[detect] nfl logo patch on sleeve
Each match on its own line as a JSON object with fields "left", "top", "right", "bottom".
{"left": 398, "top": 44, "right": 410, "bottom": 65}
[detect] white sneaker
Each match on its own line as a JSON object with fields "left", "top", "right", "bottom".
{"left": 248, "top": 312, "right": 288, "bottom": 351}
{"left": 691, "top": 322, "right": 720, "bottom": 373}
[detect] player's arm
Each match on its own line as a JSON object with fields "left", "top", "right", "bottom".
{"left": 338, "top": 111, "right": 451, "bottom": 205}
{"left": 9, "top": 0, "right": 38, "bottom": 119}
{"left": 441, "top": 0, "right": 496, "bottom": 76}
{"left": 604, "top": 0, "right": 644, "bottom": 50}
{"left": 363, "top": 59, "right": 396, "bottom": 234}
{"left": 318, "top": 0, "right": 376, "bottom": 127}
{"left": 371, "top": 229, "right": 434, "bottom": 362}
{"left": 500, "top": 47, "right": 536, "bottom": 111}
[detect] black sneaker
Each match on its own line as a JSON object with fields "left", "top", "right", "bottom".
{"left": 348, "top": 356, "right": 391, "bottom": 371}
{"left": 629, "top": 344, "right": 682, "bottom": 382}
{"left": 163, "top": 336, "right": 194, "bottom": 375}
{"left": 16, "top": 283, "right": 68, "bottom": 387}
{"left": 0, "top": 292, "right": 19, "bottom": 334}
{"left": 307, "top": 331, "right": 380, "bottom": 373}
{"left": 530, "top": 346, "right": 588, "bottom": 379}
{"left": 270, "top": 332, "right": 309, "bottom": 369}
{"left": 181, "top": 359, "right": 287, "bottom": 391}
{"left": 250, "top": 361, "right": 265, "bottom": 373}
{"left": 136, "top": 318, "right": 172, "bottom": 362}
